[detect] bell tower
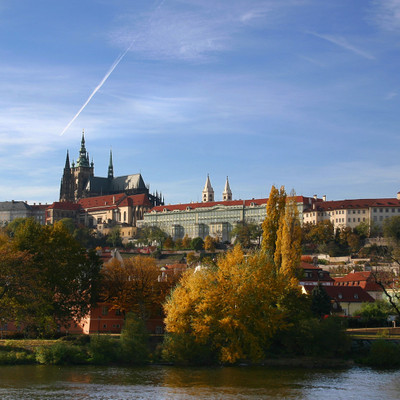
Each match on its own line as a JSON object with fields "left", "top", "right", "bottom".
{"left": 202, "top": 174, "right": 214, "bottom": 203}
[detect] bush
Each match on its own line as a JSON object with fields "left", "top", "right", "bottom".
{"left": 0, "top": 350, "right": 35, "bottom": 365}
{"left": 35, "top": 342, "right": 86, "bottom": 365}
{"left": 87, "top": 335, "right": 120, "bottom": 364}
{"left": 161, "top": 333, "right": 216, "bottom": 366}
{"left": 119, "top": 313, "right": 149, "bottom": 364}
{"left": 363, "top": 340, "right": 400, "bottom": 368}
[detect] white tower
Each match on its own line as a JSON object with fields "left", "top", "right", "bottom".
{"left": 202, "top": 174, "right": 214, "bottom": 202}
{"left": 222, "top": 176, "right": 232, "bottom": 201}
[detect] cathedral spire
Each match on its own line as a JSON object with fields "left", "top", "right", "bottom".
{"left": 202, "top": 174, "right": 214, "bottom": 202}
{"left": 223, "top": 176, "right": 232, "bottom": 201}
{"left": 76, "top": 129, "right": 89, "bottom": 167}
{"left": 108, "top": 149, "right": 114, "bottom": 179}
{"left": 64, "top": 150, "right": 70, "bottom": 169}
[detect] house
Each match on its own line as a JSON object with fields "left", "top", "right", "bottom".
{"left": 302, "top": 285, "right": 375, "bottom": 316}
{"left": 334, "top": 271, "right": 384, "bottom": 300}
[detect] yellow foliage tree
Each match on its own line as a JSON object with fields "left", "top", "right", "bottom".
{"left": 261, "top": 185, "right": 286, "bottom": 259}
{"left": 204, "top": 235, "right": 216, "bottom": 252}
{"left": 274, "top": 191, "right": 302, "bottom": 277}
{"left": 163, "top": 245, "right": 300, "bottom": 364}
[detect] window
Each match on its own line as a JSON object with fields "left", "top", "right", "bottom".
{"left": 338, "top": 293, "right": 343, "bottom": 299}
{"left": 103, "top": 324, "right": 107, "bottom": 329}
{"left": 115, "top": 309, "right": 121, "bottom": 316}
{"left": 102, "top": 306, "right": 108, "bottom": 316}
{"left": 354, "top": 294, "right": 359, "bottom": 299}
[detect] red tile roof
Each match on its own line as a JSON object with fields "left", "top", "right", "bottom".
{"left": 79, "top": 193, "right": 152, "bottom": 211}
{"left": 47, "top": 202, "right": 81, "bottom": 211}
{"left": 334, "top": 271, "right": 383, "bottom": 292}
{"left": 304, "top": 198, "right": 400, "bottom": 213}
{"left": 148, "top": 196, "right": 314, "bottom": 213}
{"left": 303, "top": 285, "right": 374, "bottom": 302}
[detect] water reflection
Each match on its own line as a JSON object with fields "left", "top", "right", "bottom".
{"left": 0, "top": 365, "right": 400, "bottom": 399}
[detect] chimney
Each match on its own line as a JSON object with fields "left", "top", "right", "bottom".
{"left": 323, "top": 195, "right": 326, "bottom": 202}
{"left": 313, "top": 194, "right": 317, "bottom": 200}
{"left": 397, "top": 192, "right": 400, "bottom": 201}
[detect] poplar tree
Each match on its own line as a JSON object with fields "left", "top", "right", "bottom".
{"left": 275, "top": 191, "right": 302, "bottom": 276}
{"left": 261, "top": 185, "right": 286, "bottom": 260}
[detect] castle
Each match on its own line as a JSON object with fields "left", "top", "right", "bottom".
{"left": 59, "top": 131, "right": 163, "bottom": 207}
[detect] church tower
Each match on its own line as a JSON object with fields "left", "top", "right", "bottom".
{"left": 222, "top": 176, "right": 232, "bottom": 201}
{"left": 72, "top": 130, "right": 94, "bottom": 200}
{"left": 202, "top": 174, "right": 214, "bottom": 202}
{"left": 108, "top": 149, "right": 114, "bottom": 180}
{"left": 60, "top": 150, "right": 74, "bottom": 202}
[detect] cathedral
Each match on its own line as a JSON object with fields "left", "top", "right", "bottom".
{"left": 60, "top": 132, "right": 163, "bottom": 207}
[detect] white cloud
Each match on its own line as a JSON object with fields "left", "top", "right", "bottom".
{"left": 370, "top": 0, "right": 400, "bottom": 31}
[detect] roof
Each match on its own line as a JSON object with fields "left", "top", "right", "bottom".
{"left": 110, "top": 174, "right": 146, "bottom": 191}
{"left": 334, "top": 271, "right": 383, "bottom": 292}
{"left": 47, "top": 202, "right": 81, "bottom": 211}
{"left": 304, "top": 198, "right": 400, "bottom": 213}
{"left": 79, "top": 193, "right": 152, "bottom": 211}
{"left": 148, "top": 196, "right": 313, "bottom": 213}
{"left": 303, "top": 285, "right": 375, "bottom": 303}
{"left": 0, "top": 201, "right": 31, "bottom": 211}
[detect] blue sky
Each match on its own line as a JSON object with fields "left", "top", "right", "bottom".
{"left": 1, "top": 0, "right": 400, "bottom": 204}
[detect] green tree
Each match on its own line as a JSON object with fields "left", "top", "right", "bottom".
{"left": 310, "top": 284, "right": 331, "bottom": 318}
{"left": 231, "top": 222, "right": 262, "bottom": 249}
{"left": 137, "top": 226, "right": 168, "bottom": 249}
{"left": 191, "top": 237, "right": 204, "bottom": 251}
{"left": 10, "top": 219, "right": 102, "bottom": 332}
{"left": 107, "top": 226, "right": 122, "bottom": 248}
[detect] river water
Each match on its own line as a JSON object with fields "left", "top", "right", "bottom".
{"left": 0, "top": 365, "right": 399, "bottom": 399}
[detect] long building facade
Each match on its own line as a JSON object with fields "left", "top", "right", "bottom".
{"left": 138, "top": 176, "right": 316, "bottom": 242}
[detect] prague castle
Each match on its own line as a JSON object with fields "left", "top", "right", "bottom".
{"left": 59, "top": 131, "right": 163, "bottom": 207}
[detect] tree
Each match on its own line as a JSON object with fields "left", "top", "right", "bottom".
{"left": 136, "top": 226, "right": 168, "bottom": 249}
{"left": 163, "top": 245, "right": 304, "bottom": 364}
{"left": 191, "top": 237, "right": 204, "bottom": 251}
{"left": 204, "top": 236, "right": 216, "bottom": 252}
{"left": 274, "top": 192, "right": 301, "bottom": 276}
{"left": 182, "top": 235, "right": 192, "bottom": 249}
{"left": 231, "top": 222, "right": 262, "bottom": 249}
{"left": 101, "top": 255, "right": 180, "bottom": 321}
{"left": 164, "top": 236, "right": 175, "bottom": 250}
{"left": 107, "top": 226, "right": 122, "bottom": 248}
{"left": 9, "top": 219, "right": 102, "bottom": 332}
{"left": 261, "top": 185, "right": 286, "bottom": 259}
{"left": 310, "top": 284, "right": 332, "bottom": 318}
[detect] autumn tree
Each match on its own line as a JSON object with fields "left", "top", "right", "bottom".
{"left": 274, "top": 192, "right": 302, "bottom": 276}
{"left": 261, "top": 185, "right": 286, "bottom": 259}
{"left": 182, "top": 235, "right": 191, "bottom": 249}
{"left": 163, "top": 245, "right": 304, "bottom": 365}
{"left": 164, "top": 236, "right": 175, "bottom": 250}
{"left": 101, "top": 255, "right": 180, "bottom": 321}
{"left": 204, "top": 235, "right": 216, "bottom": 252}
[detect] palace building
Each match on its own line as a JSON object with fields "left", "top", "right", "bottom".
{"left": 59, "top": 131, "right": 163, "bottom": 207}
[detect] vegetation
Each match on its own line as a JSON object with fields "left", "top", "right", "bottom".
{"left": 0, "top": 219, "right": 102, "bottom": 336}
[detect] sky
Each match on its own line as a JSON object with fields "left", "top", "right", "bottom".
{"left": 1, "top": 0, "right": 400, "bottom": 205}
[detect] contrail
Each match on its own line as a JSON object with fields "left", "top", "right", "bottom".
{"left": 60, "top": 41, "right": 134, "bottom": 136}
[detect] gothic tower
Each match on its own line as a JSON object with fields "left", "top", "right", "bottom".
{"left": 60, "top": 150, "right": 74, "bottom": 202}
{"left": 222, "top": 176, "right": 232, "bottom": 201}
{"left": 108, "top": 149, "right": 114, "bottom": 180}
{"left": 72, "top": 131, "right": 94, "bottom": 200}
{"left": 202, "top": 174, "right": 214, "bottom": 202}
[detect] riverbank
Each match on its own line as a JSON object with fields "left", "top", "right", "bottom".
{"left": 0, "top": 336, "right": 395, "bottom": 369}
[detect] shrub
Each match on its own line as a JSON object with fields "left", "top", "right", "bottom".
{"left": 35, "top": 342, "right": 86, "bottom": 365}
{"left": 364, "top": 340, "right": 400, "bottom": 368}
{"left": 119, "top": 313, "right": 149, "bottom": 364}
{"left": 87, "top": 335, "right": 120, "bottom": 364}
{"left": 0, "top": 350, "right": 35, "bottom": 365}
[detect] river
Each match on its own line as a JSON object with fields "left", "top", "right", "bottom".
{"left": 0, "top": 365, "right": 399, "bottom": 399}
